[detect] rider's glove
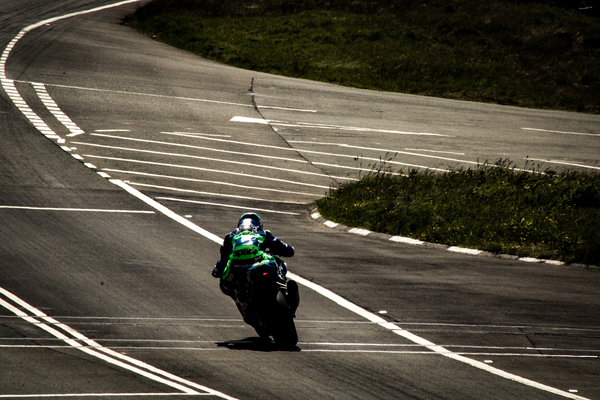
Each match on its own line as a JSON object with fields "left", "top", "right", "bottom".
{"left": 211, "top": 265, "right": 221, "bottom": 278}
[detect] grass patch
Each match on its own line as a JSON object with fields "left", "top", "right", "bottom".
{"left": 127, "top": 0, "right": 600, "bottom": 113}
{"left": 316, "top": 162, "right": 600, "bottom": 265}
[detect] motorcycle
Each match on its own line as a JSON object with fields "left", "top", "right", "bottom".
{"left": 231, "top": 257, "right": 299, "bottom": 348}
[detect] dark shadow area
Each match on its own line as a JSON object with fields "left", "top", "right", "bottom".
{"left": 216, "top": 337, "right": 301, "bottom": 352}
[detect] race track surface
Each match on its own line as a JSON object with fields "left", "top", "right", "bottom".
{"left": 1, "top": 1, "right": 599, "bottom": 399}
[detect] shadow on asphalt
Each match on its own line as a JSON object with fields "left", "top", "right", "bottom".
{"left": 216, "top": 337, "right": 301, "bottom": 352}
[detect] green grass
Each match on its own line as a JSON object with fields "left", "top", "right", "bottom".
{"left": 316, "top": 162, "right": 600, "bottom": 265}
{"left": 127, "top": 0, "right": 600, "bottom": 113}
{"left": 126, "top": 1, "right": 600, "bottom": 265}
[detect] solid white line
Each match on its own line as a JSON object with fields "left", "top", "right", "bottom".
{"left": 73, "top": 141, "right": 351, "bottom": 180}
{"left": 0, "top": 394, "right": 207, "bottom": 398}
{"left": 128, "top": 182, "right": 310, "bottom": 204}
{"left": 163, "top": 132, "right": 231, "bottom": 138}
{"left": 0, "top": 206, "right": 154, "bottom": 213}
{"left": 289, "top": 140, "right": 476, "bottom": 166}
{"left": 526, "top": 158, "right": 600, "bottom": 171}
{"left": 285, "top": 274, "right": 590, "bottom": 399}
{"left": 103, "top": 169, "right": 321, "bottom": 197}
{"left": 160, "top": 132, "right": 450, "bottom": 172}
{"left": 257, "top": 105, "right": 317, "bottom": 113}
{"left": 0, "top": 2, "right": 240, "bottom": 398}
{"left": 87, "top": 133, "right": 308, "bottom": 164}
{"left": 18, "top": 80, "right": 254, "bottom": 109}
{"left": 84, "top": 154, "right": 334, "bottom": 189}
{"left": 312, "top": 161, "right": 405, "bottom": 176}
{"left": 1, "top": 286, "right": 238, "bottom": 398}
{"left": 230, "top": 116, "right": 447, "bottom": 136}
{"left": 155, "top": 197, "right": 300, "bottom": 215}
{"left": 405, "top": 148, "right": 465, "bottom": 155}
{"left": 522, "top": 127, "right": 599, "bottom": 137}
{"left": 109, "top": 180, "right": 224, "bottom": 244}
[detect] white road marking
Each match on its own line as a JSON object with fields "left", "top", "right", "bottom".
{"left": 313, "top": 161, "right": 405, "bottom": 176}
{"left": 522, "top": 127, "right": 599, "bottom": 137}
{"left": 389, "top": 236, "right": 424, "bottom": 245}
{"left": 72, "top": 141, "right": 353, "bottom": 180}
{"left": 288, "top": 275, "right": 592, "bottom": 400}
{"left": 109, "top": 194, "right": 589, "bottom": 399}
{"left": 89, "top": 133, "right": 310, "bottom": 164}
{"left": 0, "top": 287, "right": 237, "bottom": 398}
{"left": 0, "top": 79, "right": 60, "bottom": 139}
{"left": 160, "top": 132, "right": 451, "bottom": 172}
{"left": 127, "top": 182, "right": 311, "bottom": 204}
{"left": 448, "top": 246, "right": 482, "bottom": 255}
{"left": 156, "top": 197, "right": 300, "bottom": 215}
{"left": 230, "top": 116, "right": 447, "bottom": 136}
{"left": 0, "top": 206, "right": 153, "bottom": 213}
{"left": 0, "top": 2, "right": 239, "bottom": 398}
{"left": 19, "top": 80, "right": 254, "bottom": 109}
{"left": 289, "top": 140, "right": 476, "bottom": 166}
{"left": 0, "top": 394, "right": 206, "bottom": 398}
{"left": 83, "top": 154, "right": 334, "bottom": 189}
{"left": 405, "top": 148, "right": 465, "bottom": 155}
{"left": 2, "top": 2, "right": 592, "bottom": 398}
{"left": 109, "top": 180, "right": 224, "bottom": 244}
{"left": 163, "top": 132, "right": 231, "bottom": 138}
{"left": 32, "top": 83, "right": 86, "bottom": 137}
{"left": 348, "top": 228, "right": 371, "bottom": 236}
{"left": 526, "top": 158, "right": 600, "bottom": 171}
{"left": 103, "top": 169, "right": 321, "bottom": 197}
{"left": 257, "top": 105, "right": 317, "bottom": 113}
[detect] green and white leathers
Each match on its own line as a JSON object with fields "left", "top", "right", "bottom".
{"left": 222, "top": 229, "right": 274, "bottom": 280}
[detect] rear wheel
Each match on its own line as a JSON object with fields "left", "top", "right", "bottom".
{"left": 272, "top": 312, "right": 298, "bottom": 349}
{"left": 270, "top": 291, "right": 298, "bottom": 348}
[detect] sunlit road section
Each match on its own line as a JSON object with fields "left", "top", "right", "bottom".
{"left": 1, "top": 1, "right": 599, "bottom": 399}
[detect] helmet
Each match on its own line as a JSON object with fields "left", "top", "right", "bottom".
{"left": 237, "top": 212, "right": 263, "bottom": 231}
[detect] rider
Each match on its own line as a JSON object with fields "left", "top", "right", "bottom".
{"left": 212, "top": 213, "right": 298, "bottom": 331}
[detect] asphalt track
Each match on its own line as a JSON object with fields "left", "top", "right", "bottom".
{"left": 1, "top": 1, "right": 599, "bottom": 399}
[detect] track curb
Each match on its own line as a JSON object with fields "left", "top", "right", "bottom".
{"left": 310, "top": 208, "right": 598, "bottom": 270}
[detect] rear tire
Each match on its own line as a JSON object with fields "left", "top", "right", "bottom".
{"left": 272, "top": 312, "right": 298, "bottom": 349}
{"left": 271, "top": 292, "right": 298, "bottom": 348}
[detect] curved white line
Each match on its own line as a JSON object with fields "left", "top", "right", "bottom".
{"left": 115, "top": 177, "right": 589, "bottom": 400}
{"left": 0, "top": 2, "right": 237, "bottom": 399}
{"left": 1, "top": 2, "right": 592, "bottom": 399}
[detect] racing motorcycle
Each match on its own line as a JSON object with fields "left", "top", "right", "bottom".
{"left": 231, "top": 257, "right": 299, "bottom": 348}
